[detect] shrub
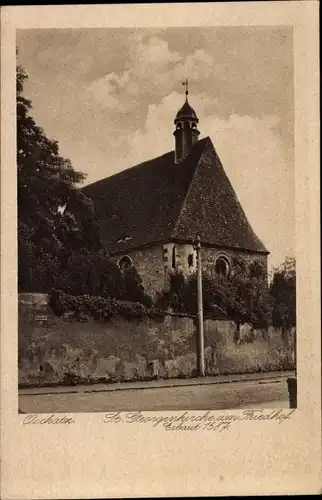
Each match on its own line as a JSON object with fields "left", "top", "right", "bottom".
{"left": 270, "top": 257, "right": 296, "bottom": 327}
{"left": 156, "top": 257, "right": 271, "bottom": 333}
{"left": 50, "top": 289, "right": 163, "bottom": 323}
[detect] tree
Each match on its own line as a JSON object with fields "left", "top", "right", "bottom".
{"left": 122, "top": 266, "right": 153, "bottom": 307}
{"left": 156, "top": 257, "right": 271, "bottom": 340}
{"left": 224, "top": 258, "right": 271, "bottom": 335}
{"left": 270, "top": 257, "right": 296, "bottom": 328}
{"left": 55, "top": 250, "right": 152, "bottom": 306}
{"left": 17, "top": 63, "right": 101, "bottom": 292}
{"left": 55, "top": 249, "right": 119, "bottom": 297}
{"left": 17, "top": 62, "right": 157, "bottom": 307}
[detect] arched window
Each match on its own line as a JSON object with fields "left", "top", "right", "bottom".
{"left": 118, "top": 255, "right": 133, "bottom": 271}
{"left": 215, "top": 255, "right": 230, "bottom": 278}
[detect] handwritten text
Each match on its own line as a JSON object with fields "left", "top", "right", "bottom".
{"left": 103, "top": 409, "right": 295, "bottom": 431}
{"left": 23, "top": 414, "right": 75, "bottom": 425}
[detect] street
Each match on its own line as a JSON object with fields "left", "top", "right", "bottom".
{"left": 19, "top": 374, "right": 291, "bottom": 413}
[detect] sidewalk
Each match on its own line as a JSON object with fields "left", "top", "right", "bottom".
{"left": 19, "top": 370, "right": 295, "bottom": 396}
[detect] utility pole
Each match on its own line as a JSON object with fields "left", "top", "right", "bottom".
{"left": 194, "top": 235, "right": 205, "bottom": 377}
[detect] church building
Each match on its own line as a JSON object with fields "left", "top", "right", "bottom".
{"left": 82, "top": 86, "right": 269, "bottom": 298}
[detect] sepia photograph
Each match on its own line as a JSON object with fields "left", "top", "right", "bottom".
{"left": 16, "top": 26, "right": 297, "bottom": 414}
{"left": 1, "top": 3, "right": 320, "bottom": 499}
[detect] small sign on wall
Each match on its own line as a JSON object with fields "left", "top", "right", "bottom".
{"left": 35, "top": 315, "right": 48, "bottom": 321}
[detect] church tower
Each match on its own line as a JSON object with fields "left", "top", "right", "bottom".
{"left": 173, "top": 80, "right": 200, "bottom": 163}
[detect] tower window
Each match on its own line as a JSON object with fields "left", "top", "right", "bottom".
{"left": 215, "top": 256, "right": 230, "bottom": 278}
{"left": 172, "top": 246, "right": 176, "bottom": 269}
{"left": 118, "top": 255, "right": 133, "bottom": 271}
{"left": 188, "top": 254, "right": 194, "bottom": 267}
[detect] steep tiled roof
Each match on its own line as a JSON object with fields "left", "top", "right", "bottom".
{"left": 82, "top": 138, "right": 207, "bottom": 254}
{"left": 82, "top": 136, "right": 268, "bottom": 255}
{"left": 172, "top": 138, "right": 268, "bottom": 253}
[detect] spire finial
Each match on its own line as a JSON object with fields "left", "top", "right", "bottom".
{"left": 182, "top": 78, "right": 188, "bottom": 100}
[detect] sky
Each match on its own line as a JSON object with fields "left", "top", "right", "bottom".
{"left": 17, "top": 27, "right": 294, "bottom": 272}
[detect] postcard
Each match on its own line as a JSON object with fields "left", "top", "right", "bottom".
{"left": 1, "top": 2, "right": 320, "bottom": 498}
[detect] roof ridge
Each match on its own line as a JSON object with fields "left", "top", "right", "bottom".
{"left": 170, "top": 136, "right": 211, "bottom": 241}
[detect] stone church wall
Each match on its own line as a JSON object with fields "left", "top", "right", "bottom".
{"left": 19, "top": 294, "right": 295, "bottom": 388}
{"left": 111, "top": 245, "right": 166, "bottom": 298}
{"left": 112, "top": 244, "right": 268, "bottom": 301}
{"left": 201, "top": 247, "right": 268, "bottom": 282}
{"left": 112, "top": 243, "right": 199, "bottom": 299}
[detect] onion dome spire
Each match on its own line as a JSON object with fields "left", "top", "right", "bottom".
{"left": 173, "top": 79, "right": 200, "bottom": 163}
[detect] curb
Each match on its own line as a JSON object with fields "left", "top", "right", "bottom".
{"left": 19, "top": 372, "right": 294, "bottom": 397}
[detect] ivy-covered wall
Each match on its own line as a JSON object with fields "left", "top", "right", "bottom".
{"left": 18, "top": 294, "right": 295, "bottom": 387}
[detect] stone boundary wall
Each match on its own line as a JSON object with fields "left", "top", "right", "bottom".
{"left": 18, "top": 294, "right": 296, "bottom": 387}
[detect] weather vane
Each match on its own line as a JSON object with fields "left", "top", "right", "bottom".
{"left": 182, "top": 78, "right": 189, "bottom": 98}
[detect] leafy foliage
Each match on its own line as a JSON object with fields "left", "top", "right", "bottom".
{"left": 224, "top": 258, "right": 272, "bottom": 329}
{"left": 156, "top": 271, "right": 227, "bottom": 319}
{"left": 50, "top": 289, "right": 162, "bottom": 323}
{"left": 156, "top": 257, "right": 271, "bottom": 330}
{"left": 270, "top": 257, "right": 296, "bottom": 327}
{"left": 56, "top": 249, "right": 152, "bottom": 306}
{"left": 17, "top": 62, "right": 152, "bottom": 306}
{"left": 121, "top": 266, "right": 153, "bottom": 307}
{"left": 17, "top": 63, "right": 101, "bottom": 293}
